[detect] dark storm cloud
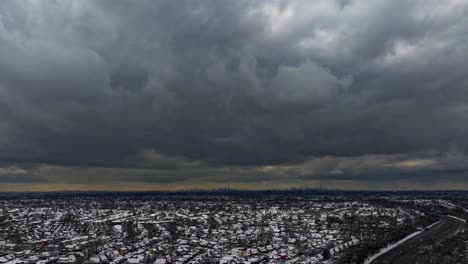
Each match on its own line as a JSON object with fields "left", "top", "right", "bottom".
{"left": 0, "top": 0, "right": 468, "bottom": 187}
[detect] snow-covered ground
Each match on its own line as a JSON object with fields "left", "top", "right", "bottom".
{"left": 426, "top": 220, "right": 441, "bottom": 228}
{"left": 364, "top": 218, "right": 444, "bottom": 264}
{"left": 448, "top": 215, "right": 466, "bottom": 223}
{"left": 363, "top": 230, "right": 422, "bottom": 264}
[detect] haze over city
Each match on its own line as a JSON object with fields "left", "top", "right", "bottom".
{"left": 1, "top": 0, "right": 468, "bottom": 191}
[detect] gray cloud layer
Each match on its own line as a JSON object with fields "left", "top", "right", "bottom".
{"left": 1, "top": 0, "right": 468, "bottom": 189}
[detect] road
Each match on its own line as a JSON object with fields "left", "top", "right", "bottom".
{"left": 369, "top": 215, "right": 465, "bottom": 264}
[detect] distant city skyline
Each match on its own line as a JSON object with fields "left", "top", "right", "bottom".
{"left": 1, "top": 0, "right": 468, "bottom": 191}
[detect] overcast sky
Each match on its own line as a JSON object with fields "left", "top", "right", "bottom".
{"left": 1, "top": 0, "right": 468, "bottom": 191}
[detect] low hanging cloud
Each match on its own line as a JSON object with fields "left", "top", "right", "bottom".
{"left": 0, "top": 0, "right": 468, "bottom": 190}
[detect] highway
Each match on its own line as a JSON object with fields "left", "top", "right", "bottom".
{"left": 369, "top": 215, "right": 465, "bottom": 264}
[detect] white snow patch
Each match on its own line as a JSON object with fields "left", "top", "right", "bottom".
{"left": 114, "top": 224, "right": 122, "bottom": 232}
{"left": 427, "top": 220, "right": 441, "bottom": 228}
{"left": 448, "top": 215, "right": 466, "bottom": 223}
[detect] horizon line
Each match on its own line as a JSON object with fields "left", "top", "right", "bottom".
{"left": 2, "top": 188, "right": 468, "bottom": 193}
